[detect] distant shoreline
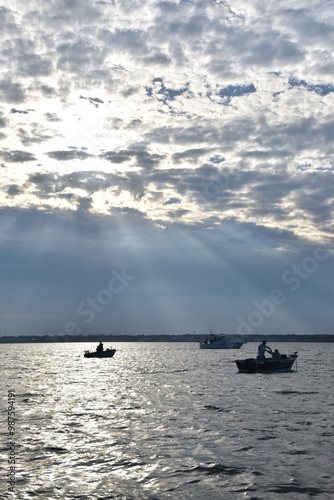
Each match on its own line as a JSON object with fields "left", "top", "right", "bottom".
{"left": 0, "top": 334, "right": 333, "bottom": 343}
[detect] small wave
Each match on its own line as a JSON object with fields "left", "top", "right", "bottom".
{"left": 203, "top": 405, "right": 224, "bottom": 412}
{"left": 285, "top": 449, "right": 308, "bottom": 455}
{"left": 44, "top": 446, "right": 68, "bottom": 454}
{"left": 258, "top": 435, "right": 276, "bottom": 441}
{"left": 274, "top": 390, "right": 319, "bottom": 395}
{"left": 174, "top": 462, "right": 246, "bottom": 477}
{"left": 143, "top": 368, "right": 189, "bottom": 374}
{"left": 236, "top": 446, "right": 254, "bottom": 452}
{"left": 19, "top": 392, "right": 45, "bottom": 398}
{"left": 269, "top": 484, "right": 329, "bottom": 495}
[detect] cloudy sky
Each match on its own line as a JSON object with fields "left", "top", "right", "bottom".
{"left": 0, "top": 0, "right": 333, "bottom": 337}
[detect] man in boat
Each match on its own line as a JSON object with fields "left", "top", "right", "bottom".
{"left": 96, "top": 341, "right": 104, "bottom": 354}
{"left": 257, "top": 340, "right": 272, "bottom": 362}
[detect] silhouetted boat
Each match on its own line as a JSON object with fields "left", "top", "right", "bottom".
{"left": 200, "top": 335, "right": 244, "bottom": 349}
{"left": 84, "top": 348, "right": 116, "bottom": 358}
{"left": 235, "top": 352, "right": 298, "bottom": 373}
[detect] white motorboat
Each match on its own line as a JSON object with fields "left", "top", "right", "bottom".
{"left": 199, "top": 335, "right": 244, "bottom": 349}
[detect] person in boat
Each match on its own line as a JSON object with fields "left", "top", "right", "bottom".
{"left": 257, "top": 341, "right": 272, "bottom": 362}
{"left": 96, "top": 342, "right": 104, "bottom": 354}
{"left": 271, "top": 348, "right": 281, "bottom": 360}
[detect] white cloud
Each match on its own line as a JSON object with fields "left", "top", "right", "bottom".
{"left": 0, "top": 0, "right": 333, "bottom": 247}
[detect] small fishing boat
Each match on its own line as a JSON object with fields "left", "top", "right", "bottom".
{"left": 84, "top": 348, "right": 116, "bottom": 359}
{"left": 200, "top": 335, "right": 244, "bottom": 349}
{"left": 235, "top": 352, "right": 298, "bottom": 373}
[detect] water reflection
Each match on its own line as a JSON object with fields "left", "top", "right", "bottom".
{"left": 1, "top": 342, "right": 333, "bottom": 499}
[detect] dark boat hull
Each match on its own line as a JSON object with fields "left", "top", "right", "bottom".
{"left": 235, "top": 354, "right": 297, "bottom": 373}
{"left": 84, "top": 349, "right": 116, "bottom": 358}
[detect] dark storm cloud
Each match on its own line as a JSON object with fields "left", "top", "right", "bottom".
{"left": 101, "top": 149, "right": 165, "bottom": 171}
{"left": 27, "top": 172, "right": 58, "bottom": 194}
{"left": 277, "top": 8, "right": 333, "bottom": 40}
{"left": 76, "top": 196, "right": 93, "bottom": 211}
{"left": 17, "top": 126, "right": 55, "bottom": 146}
{"left": 0, "top": 78, "right": 26, "bottom": 103}
{"left": 28, "top": 171, "right": 91, "bottom": 194}
{"left": 7, "top": 184, "right": 23, "bottom": 196}
{"left": 0, "top": 18, "right": 53, "bottom": 76}
{"left": 135, "top": 162, "right": 231, "bottom": 205}
{"left": 0, "top": 114, "right": 7, "bottom": 128}
{"left": 156, "top": 124, "right": 221, "bottom": 146}
{"left": 11, "top": 108, "right": 30, "bottom": 115}
{"left": 242, "top": 150, "right": 291, "bottom": 160}
{"left": 34, "top": 159, "right": 232, "bottom": 219}
{"left": 97, "top": 28, "right": 148, "bottom": 57}
{"left": 146, "top": 115, "right": 257, "bottom": 151}
{"left": 270, "top": 117, "right": 334, "bottom": 155}
{"left": 172, "top": 148, "right": 211, "bottom": 163}
{"left": 46, "top": 150, "right": 93, "bottom": 161}
{"left": 292, "top": 172, "right": 334, "bottom": 226}
{"left": 39, "top": 84, "right": 57, "bottom": 97}
{"left": 0, "top": 6, "right": 19, "bottom": 35}
{"left": 0, "top": 150, "right": 36, "bottom": 163}
{"left": 241, "top": 34, "right": 304, "bottom": 67}
{"left": 141, "top": 51, "right": 171, "bottom": 66}
{"left": 56, "top": 37, "right": 107, "bottom": 73}
{"left": 46, "top": 0, "right": 105, "bottom": 25}
{"left": 80, "top": 95, "right": 104, "bottom": 107}
{"left": 44, "top": 112, "right": 61, "bottom": 122}
{"left": 19, "top": 53, "right": 52, "bottom": 77}
{"left": 26, "top": 170, "right": 126, "bottom": 201}
{"left": 100, "top": 151, "right": 132, "bottom": 164}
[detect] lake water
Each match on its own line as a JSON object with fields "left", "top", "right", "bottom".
{"left": 1, "top": 342, "right": 333, "bottom": 499}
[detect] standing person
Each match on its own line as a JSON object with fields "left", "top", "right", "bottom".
{"left": 257, "top": 340, "right": 271, "bottom": 361}
{"left": 96, "top": 341, "right": 103, "bottom": 353}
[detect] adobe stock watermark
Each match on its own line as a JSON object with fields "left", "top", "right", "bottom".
{"left": 237, "top": 246, "right": 330, "bottom": 335}
{"left": 201, "top": 170, "right": 231, "bottom": 200}
{"left": 53, "top": 266, "right": 135, "bottom": 336}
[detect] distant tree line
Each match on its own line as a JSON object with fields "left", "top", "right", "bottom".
{"left": 0, "top": 333, "right": 333, "bottom": 343}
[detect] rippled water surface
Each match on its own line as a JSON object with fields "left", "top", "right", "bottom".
{"left": 1, "top": 342, "right": 334, "bottom": 499}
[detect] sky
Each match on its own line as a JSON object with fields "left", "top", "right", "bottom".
{"left": 0, "top": 0, "right": 333, "bottom": 337}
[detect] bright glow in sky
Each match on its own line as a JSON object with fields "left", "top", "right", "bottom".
{"left": 0, "top": 0, "right": 333, "bottom": 336}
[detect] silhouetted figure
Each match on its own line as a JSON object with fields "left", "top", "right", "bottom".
{"left": 96, "top": 342, "right": 103, "bottom": 354}
{"left": 257, "top": 341, "right": 272, "bottom": 362}
{"left": 272, "top": 348, "right": 281, "bottom": 360}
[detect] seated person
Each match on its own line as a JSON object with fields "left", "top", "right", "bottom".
{"left": 272, "top": 349, "right": 281, "bottom": 360}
